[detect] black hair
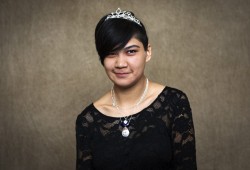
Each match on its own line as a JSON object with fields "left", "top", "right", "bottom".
{"left": 95, "top": 11, "right": 148, "bottom": 65}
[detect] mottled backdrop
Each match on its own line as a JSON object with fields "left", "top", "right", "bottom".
{"left": 0, "top": 0, "right": 249, "bottom": 170}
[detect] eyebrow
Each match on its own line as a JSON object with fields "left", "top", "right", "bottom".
{"left": 123, "top": 45, "right": 140, "bottom": 50}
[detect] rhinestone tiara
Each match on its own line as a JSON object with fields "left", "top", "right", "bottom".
{"left": 105, "top": 8, "right": 142, "bottom": 26}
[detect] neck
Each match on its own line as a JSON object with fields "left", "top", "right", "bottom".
{"left": 112, "top": 76, "right": 149, "bottom": 109}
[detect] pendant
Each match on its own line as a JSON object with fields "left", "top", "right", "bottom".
{"left": 121, "top": 127, "right": 130, "bottom": 137}
{"left": 121, "top": 119, "right": 129, "bottom": 127}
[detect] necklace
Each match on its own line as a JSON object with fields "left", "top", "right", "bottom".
{"left": 111, "top": 78, "right": 149, "bottom": 110}
{"left": 111, "top": 78, "right": 149, "bottom": 137}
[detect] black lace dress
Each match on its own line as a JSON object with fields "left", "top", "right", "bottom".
{"left": 76, "top": 86, "right": 197, "bottom": 170}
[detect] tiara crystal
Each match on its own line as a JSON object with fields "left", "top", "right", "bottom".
{"left": 105, "top": 8, "right": 142, "bottom": 26}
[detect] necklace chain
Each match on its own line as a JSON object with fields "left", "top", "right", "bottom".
{"left": 111, "top": 78, "right": 149, "bottom": 111}
{"left": 111, "top": 78, "right": 149, "bottom": 137}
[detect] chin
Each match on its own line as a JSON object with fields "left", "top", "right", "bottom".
{"left": 112, "top": 79, "right": 140, "bottom": 89}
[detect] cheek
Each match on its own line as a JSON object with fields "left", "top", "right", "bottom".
{"left": 103, "top": 59, "right": 113, "bottom": 70}
{"left": 130, "top": 57, "right": 146, "bottom": 69}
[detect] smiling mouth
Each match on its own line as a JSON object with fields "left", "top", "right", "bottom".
{"left": 115, "top": 72, "right": 129, "bottom": 75}
{"left": 115, "top": 72, "right": 128, "bottom": 74}
{"left": 114, "top": 72, "right": 130, "bottom": 77}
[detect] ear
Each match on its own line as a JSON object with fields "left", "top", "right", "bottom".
{"left": 146, "top": 44, "right": 152, "bottom": 62}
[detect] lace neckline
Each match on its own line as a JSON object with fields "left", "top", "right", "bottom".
{"left": 91, "top": 86, "right": 168, "bottom": 119}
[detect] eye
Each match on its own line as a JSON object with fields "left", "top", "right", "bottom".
{"left": 107, "top": 52, "right": 117, "bottom": 58}
{"left": 126, "top": 49, "right": 137, "bottom": 55}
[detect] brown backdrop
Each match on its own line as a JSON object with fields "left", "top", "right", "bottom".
{"left": 1, "top": 0, "right": 250, "bottom": 170}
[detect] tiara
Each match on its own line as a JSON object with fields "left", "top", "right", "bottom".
{"left": 105, "top": 8, "right": 142, "bottom": 26}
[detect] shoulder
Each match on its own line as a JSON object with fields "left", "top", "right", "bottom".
{"left": 162, "top": 86, "right": 188, "bottom": 98}
{"left": 76, "top": 103, "right": 96, "bottom": 124}
{"left": 76, "top": 103, "right": 97, "bottom": 135}
{"left": 159, "top": 86, "right": 191, "bottom": 108}
{"left": 147, "top": 82, "right": 189, "bottom": 104}
{"left": 148, "top": 81, "right": 187, "bottom": 97}
{"left": 77, "top": 91, "right": 112, "bottom": 123}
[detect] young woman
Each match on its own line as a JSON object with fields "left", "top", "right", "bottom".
{"left": 76, "top": 8, "right": 197, "bottom": 170}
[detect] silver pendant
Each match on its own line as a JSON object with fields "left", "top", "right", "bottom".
{"left": 121, "top": 127, "right": 130, "bottom": 137}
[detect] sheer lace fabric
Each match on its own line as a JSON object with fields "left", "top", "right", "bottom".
{"left": 76, "top": 86, "right": 197, "bottom": 170}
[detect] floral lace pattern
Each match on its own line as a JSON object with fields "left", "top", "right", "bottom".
{"left": 76, "top": 86, "right": 197, "bottom": 170}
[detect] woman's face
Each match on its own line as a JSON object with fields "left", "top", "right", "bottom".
{"left": 103, "top": 37, "right": 151, "bottom": 88}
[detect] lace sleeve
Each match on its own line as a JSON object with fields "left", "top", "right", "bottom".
{"left": 171, "top": 92, "right": 197, "bottom": 170}
{"left": 75, "top": 112, "right": 93, "bottom": 170}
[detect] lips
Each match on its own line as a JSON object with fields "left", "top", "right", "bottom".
{"left": 114, "top": 71, "right": 130, "bottom": 78}
{"left": 115, "top": 72, "right": 129, "bottom": 74}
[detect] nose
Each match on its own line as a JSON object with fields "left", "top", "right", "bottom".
{"left": 115, "top": 55, "right": 127, "bottom": 68}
